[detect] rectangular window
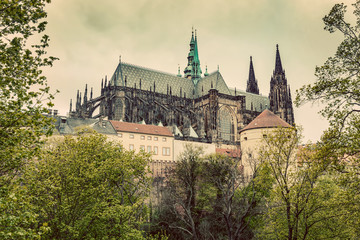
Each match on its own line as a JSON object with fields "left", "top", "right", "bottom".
{"left": 154, "top": 137, "right": 158, "bottom": 141}
{"left": 147, "top": 146, "right": 152, "bottom": 153}
{"left": 162, "top": 147, "right": 170, "bottom": 156}
{"left": 153, "top": 146, "right": 158, "bottom": 155}
{"left": 129, "top": 134, "right": 134, "bottom": 139}
{"left": 140, "top": 145, "right": 145, "bottom": 151}
{"left": 141, "top": 135, "right": 145, "bottom": 140}
{"left": 147, "top": 136, "right": 152, "bottom": 140}
{"left": 162, "top": 137, "right": 167, "bottom": 142}
{"left": 129, "top": 144, "right": 134, "bottom": 150}
{"left": 118, "top": 133, "right": 123, "bottom": 138}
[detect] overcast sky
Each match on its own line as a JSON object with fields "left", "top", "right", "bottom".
{"left": 42, "top": 0, "right": 355, "bottom": 143}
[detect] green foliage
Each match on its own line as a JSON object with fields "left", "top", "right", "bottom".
{"left": 0, "top": 185, "right": 49, "bottom": 240}
{"left": 0, "top": 0, "right": 57, "bottom": 186}
{"left": 296, "top": 1, "right": 360, "bottom": 130}
{"left": 296, "top": 1, "right": 360, "bottom": 238}
{"left": 153, "top": 145, "right": 270, "bottom": 240}
{"left": 0, "top": 1, "right": 57, "bottom": 238}
{"left": 256, "top": 128, "right": 351, "bottom": 240}
{"left": 23, "top": 132, "right": 152, "bottom": 239}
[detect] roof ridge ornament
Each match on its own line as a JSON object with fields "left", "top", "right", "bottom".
{"left": 177, "top": 64, "right": 182, "bottom": 77}
{"left": 204, "top": 65, "right": 209, "bottom": 77}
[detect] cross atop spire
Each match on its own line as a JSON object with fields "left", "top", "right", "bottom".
{"left": 246, "top": 56, "right": 259, "bottom": 94}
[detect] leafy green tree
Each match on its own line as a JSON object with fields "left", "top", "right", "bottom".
{"left": 296, "top": 1, "right": 360, "bottom": 237}
{"left": 23, "top": 131, "right": 152, "bottom": 239}
{"left": 295, "top": 0, "right": 360, "bottom": 168}
{"left": 255, "top": 127, "right": 350, "bottom": 240}
{"left": 296, "top": 1, "right": 360, "bottom": 130}
{"left": 0, "top": 1, "right": 56, "bottom": 238}
{"left": 0, "top": 0, "right": 56, "bottom": 186}
{"left": 0, "top": 185, "right": 50, "bottom": 240}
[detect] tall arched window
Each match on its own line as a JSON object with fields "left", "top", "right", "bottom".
{"left": 219, "top": 107, "right": 235, "bottom": 141}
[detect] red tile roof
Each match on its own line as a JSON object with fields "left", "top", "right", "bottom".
{"left": 240, "top": 109, "right": 292, "bottom": 132}
{"left": 109, "top": 121, "right": 173, "bottom": 137}
{"left": 216, "top": 148, "right": 241, "bottom": 158}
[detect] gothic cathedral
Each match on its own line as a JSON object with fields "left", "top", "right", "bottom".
{"left": 69, "top": 30, "right": 294, "bottom": 145}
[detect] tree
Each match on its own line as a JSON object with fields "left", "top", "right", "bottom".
{"left": 200, "top": 154, "right": 272, "bottom": 240}
{"left": 296, "top": 1, "right": 360, "bottom": 130}
{"left": 0, "top": 1, "right": 56, "bottom": 238}
{"left": 296, "top": 1, "right": 360, "bottom": 237}
{"left": 0, "top": 0, "right": 56, "bottom": 186}
{"left": 295, "top": 0, "right": 360, "bottom": 165}
{"left": 22, "top": 131, "right": 153, "bottom": 239}
{"left": 156, "top": 144, "right": 203, "bottom": 240}
{"left": 255, "top": 127, "right": 351, "bottom": 240}
{"left": 153, "top": 144, "right": 272, "bottom": 240}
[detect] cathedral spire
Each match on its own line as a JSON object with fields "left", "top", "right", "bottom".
{"left": 274, "top": 44, "right": 283, "bottom": 75}
{"left": 269, "top": 45, "right": 294, "bottom": 125}
{"left": 246, "top": 56, "right": 259, "bottom": 94}
{"left": 184, "top": 28, "right": 202, "bottom": 85}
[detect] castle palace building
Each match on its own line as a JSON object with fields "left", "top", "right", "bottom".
{"left": 69, "top": 30, "right": 294, "bottom": 145}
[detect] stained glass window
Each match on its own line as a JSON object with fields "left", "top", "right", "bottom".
{"left": 219, "top": 107, "right": 234, "bottom": 141}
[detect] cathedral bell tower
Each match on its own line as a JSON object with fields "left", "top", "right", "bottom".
{"left": 184, "top": 29, "right": 202, "bottom": 85}
{"left": 269, "top": 45, "right": 294, "bottom": 125}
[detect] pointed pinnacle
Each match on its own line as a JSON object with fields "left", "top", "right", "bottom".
{"left": 275, "top": 44, "right": 283, "bottom": 74}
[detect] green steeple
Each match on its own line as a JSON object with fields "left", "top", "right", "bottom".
{"left": 184, "top": 29, "right": 202, "bottom": 85}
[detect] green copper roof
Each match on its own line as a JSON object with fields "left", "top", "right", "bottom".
{"left": 109, "top": 62, "right": 235, "bottom": 99}
{"left": 110, "top": 62, "right": 195, "bottom": 98}
{"left": 184, "top": 30, "right": 202, "bottom": 84}
{"left": 195, "top": 71, "right": 231, "bottom": 97}
{"left": 230, "top": 88, "right": 269, "bottom": 112}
